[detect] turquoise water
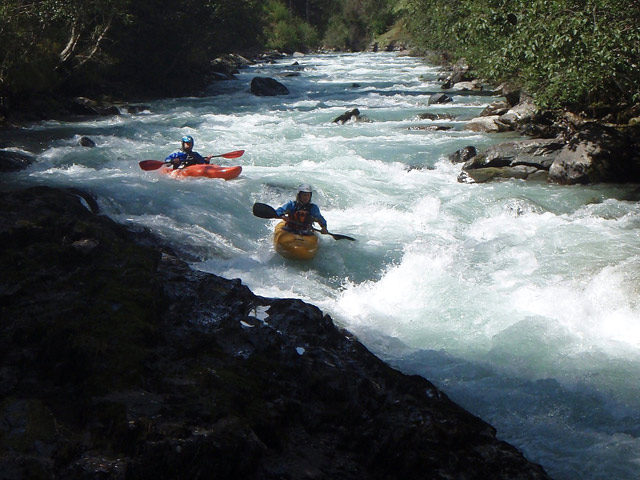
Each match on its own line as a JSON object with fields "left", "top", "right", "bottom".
{"left": 3, "top": 52, "right": 640, "bottom": 479}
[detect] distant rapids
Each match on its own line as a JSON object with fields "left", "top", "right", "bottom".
{"left": 3, "top": 52, "right": 640, "bottom": 480}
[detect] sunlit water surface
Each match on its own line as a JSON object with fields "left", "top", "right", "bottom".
{"left": 2, "top": 52, "right": 640, "bottom": 479}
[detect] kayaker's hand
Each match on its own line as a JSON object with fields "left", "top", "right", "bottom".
{"left": 204, "top": 155, "right": 212, "bottom": 163}
{"left": 320, "top": 226, "right": 328, "bottom": 234}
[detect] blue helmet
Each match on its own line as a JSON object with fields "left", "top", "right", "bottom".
{"left": 181, "top": 135, "right": 194, "bottom": 146}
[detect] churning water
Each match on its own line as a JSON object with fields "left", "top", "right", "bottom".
{"left": 3, "top": 52, "right": 640, "bottom": 479}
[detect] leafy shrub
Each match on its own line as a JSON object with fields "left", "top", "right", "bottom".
{"left": 263, "top": 0, "right": 320, "bottom": 52}
{"left": 402, "top": 0, "right": 640, "bottom": 112}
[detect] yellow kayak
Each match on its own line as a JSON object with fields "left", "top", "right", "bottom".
{"left": 273, "top": 221, "right": 319, "bottom": 260}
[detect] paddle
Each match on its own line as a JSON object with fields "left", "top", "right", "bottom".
{"left": 252, "top": 202, "right": 356, "bottom": 241}
{"left": 139, "top": 149, "right": 245, "bottom": 171}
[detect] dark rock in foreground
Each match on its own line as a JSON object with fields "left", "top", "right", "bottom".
{"left": 0, "top": 186, "right": 550, "bottom": 479}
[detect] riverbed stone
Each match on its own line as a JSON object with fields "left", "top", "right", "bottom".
{"left": 548, "top": 123, "right": 640, "bottom": 184}
{"left": 464, "top": 138, "right": 564, "bottom": 171}
{"left": 457, "top": 138, "right": 564, "bottom": 183}
{"left": 0, "top": 150, "right": 36, "bottom": 172}
{"left": 428, "top": 93, "right": 453, "bottom": 105}
{"left": 250, "top": 76, "right": 290, "bottom": 96}
{"left": 466, "top": 115, "right": 510, "bottom": 132}
{"left": 481, "top": 100, "right": 510, "bottom": 117}
{"left": 459, "top": 165, "right": 539, "bottom": 183}
{"left": 449, "top": 146, "right": 478, "bottom": 164}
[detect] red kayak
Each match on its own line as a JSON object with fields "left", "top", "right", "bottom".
{"left": 160, "top": 164, "right": 242, "bottom": 180}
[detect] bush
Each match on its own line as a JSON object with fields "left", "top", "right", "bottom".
{"left": 263, "top": 0, "right": 320, "bottom": 52}
{"left": 402, "top": 0, "right": 640, "bottom": 112}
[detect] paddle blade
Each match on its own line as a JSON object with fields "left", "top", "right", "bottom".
{"left": 216, "top": 149, "right": 245, "bottom": 159}
{"left": 328, "top": 232, "right": 356, "bottom": 241}
{"left": 253, "top": 203, "right": 279, "bottom": 219}
{"left": 139, "top": 160, "right": 166, "bottom": 171}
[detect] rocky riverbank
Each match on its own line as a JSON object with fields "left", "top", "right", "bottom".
{"left": 0, "top": 186, "right": 551, "bottom": 479}
{"left": 436, "top": 61, "right": 640, "bottom": 185}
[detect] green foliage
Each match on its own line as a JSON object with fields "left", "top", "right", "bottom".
{"left": 402, "top": 0, "right": 640, "bottom": 111}
{"left": 263, "top": 0, "right": 320, "bottom": 52}
{"left": 0, "top": 0, "right": 268, "bottom": 109}
{"left": 0, "top": 0, "right": 400, "bottom": 116}
{"left": 323, "top": 0, "right": 396, "bottom": 50}
{"left": 323, "top": 16, "right": 352, "bottom": 50}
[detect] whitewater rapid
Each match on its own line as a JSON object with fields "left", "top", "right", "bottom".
{"left": 3, "top": 52, "right": 639, "bottom": 479}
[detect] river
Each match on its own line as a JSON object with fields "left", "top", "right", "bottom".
{"left": 2, "top": 52, "right": 639, "bottom": 479}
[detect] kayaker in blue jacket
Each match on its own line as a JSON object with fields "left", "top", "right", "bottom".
{"left": 165, "top": 135, "right": 212, "bottom": 169}
{"left": 276, "top": 184, "right": 328, "bottom": 235}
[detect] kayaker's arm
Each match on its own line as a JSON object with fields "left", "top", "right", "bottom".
{"left": 316, "top": 221, "right": 328, "bottom": 234}
{"left": 309, "top": 205, "right": 328, "bottom": 234}
{"left": 275, "top": 201, "right": 295, "bottom": 219}
{"left": 164, "top": 152, "right": 185, "bottom": 169}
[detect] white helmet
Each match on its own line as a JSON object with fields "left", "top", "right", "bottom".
{"left": 297, "top": 183, "right": 312, "bottom": 193}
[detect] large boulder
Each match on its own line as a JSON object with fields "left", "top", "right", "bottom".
{"left": 549, "top": 124, "right": 640, "bottom": 184}
{"left": 466, "top": 97, "right": 537, "bottom": 133}
{"left": 0, "top": 150, "right": 36, "bottom": 172}
{"left": 466, "top": 115, "right": 511, "bottom": 133}
{"left": 458, "top": 138, "right": 565, "bottom": 183}
{"left": 210, "top": 53, "right": 253, "bottom": 80}
{"left": 250, "top": 76, "right": 290, "bottom": 96}
{"left": 333, "top": 108, "right": 361, "bottom": 124}
{"left": 449, "top": 146, "right": 478, "bottom": 164}
{"left": 441, "top": 60, "right": 472, "bottom": 89}
{"left": 428, "top": 93, "right": 453, "bottom": 105}
{"left": 71, "top": 97, "right": 121, "bottom": 115}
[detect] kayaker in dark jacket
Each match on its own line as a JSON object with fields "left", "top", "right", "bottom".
{"left": 276, "top": 184, "right": 328, "bottom": 235}
{"left": 165, "top": 135, "right": 212, "bottom": 169}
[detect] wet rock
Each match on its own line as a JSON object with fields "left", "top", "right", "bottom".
{"left": 0, "top": 150, "right": 36, "bottom": 172}
{"left": 459, "top": 165, "right": 545, "bottom": 183}
{"left": 428, "top": 93, "right": 453, "bottom": 105}
{"left": 549, "top": 123, "right": 640, "bottom": 184}
{"left": 250, "top": 77, "right": 290, "bottom": 96}
{"left": 481, "top": 100, "right": 510, "bottom": 117}
{"left": 441, "top": 61, "right": 472, "bottom": 89}
{"left": 449, "top": 146, "right": 478, "bottom": 164}
{"left": 467, "top": 97, "right": 537, "bottom": 133}
{"left": 466, "top": 115, "right": 511, "bottom": 133}
{"left": 210, "top": 55, "right": 245, "bottom": 79}
{"left": 79, "top": 136, "right": 96, "bottom": 147}
{"left": 333, "top": 108, "right": 361, "bottom": 124}
{"left": 416, "top": 113, "right": 456, "bottom": 121}
{"left": 465, "top": 138, "right": 564, "bottom": 170}
{"left": 71, "top": 97, "right": 121, "bottom": 116}
{"left": 458, "top": 138, "right": 564, "bottom": 183}
{"left": 448, "top": 80, "right": 483, "bottom": 91}
{"left": 408, "top": 125, "right": 451, "bottom": 131}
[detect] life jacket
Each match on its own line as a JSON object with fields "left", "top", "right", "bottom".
{"left": 182, "top": 152, "right": 201, "bottom": 167}
{"left": 286, "top": 202, "right": 314, "bottom": 234}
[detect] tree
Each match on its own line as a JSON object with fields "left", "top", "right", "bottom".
{"left": 401, "top": 0, "right": 640, "bottom": 112}
{"left": 0, "top": 0, "right": 128, "bottom": 100}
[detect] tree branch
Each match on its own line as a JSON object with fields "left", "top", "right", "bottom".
{"left": 60, "top": 21, "right": 80, "bottom": 63}
{"left": 76, "top": 14, "right": 113, "bottom": 68}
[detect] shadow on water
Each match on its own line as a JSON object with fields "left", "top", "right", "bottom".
{"left": 367, "top": 344, "right": 640, "bottom": 480}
